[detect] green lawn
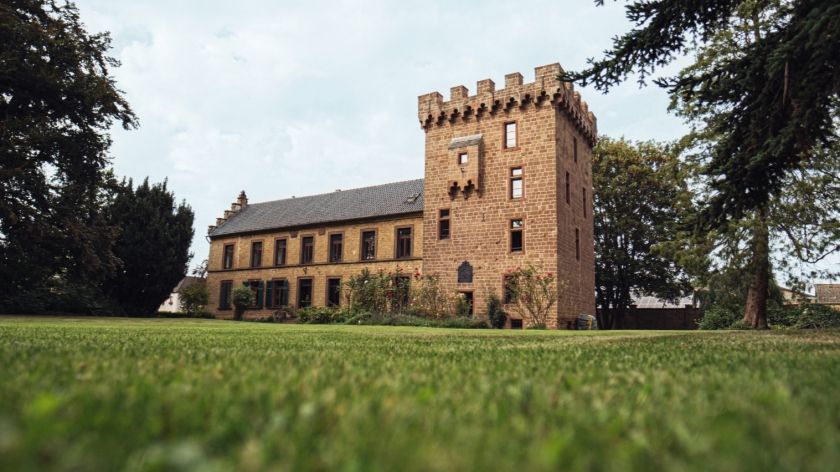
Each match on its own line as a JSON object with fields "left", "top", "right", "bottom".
{"left": 1, "top": 318, "right": 839, "bottom": 471}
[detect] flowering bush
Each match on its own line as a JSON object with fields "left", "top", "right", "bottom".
{"left": 408, "top": 272, "right": 457, "bottom": 319}
{"left": 504, "top": 265, "right": 564, "bottom": 328}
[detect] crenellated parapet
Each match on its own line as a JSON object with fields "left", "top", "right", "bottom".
{"left": 417, "top": 63, "right": 597, "bottom": 145}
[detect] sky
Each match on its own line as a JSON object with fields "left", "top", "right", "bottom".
{"left": 72, "top": 0, "right": 836, "bottom": 285}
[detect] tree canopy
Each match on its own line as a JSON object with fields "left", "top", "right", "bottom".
{"left": 565, "top": 0, "right": 840, "bottom": 226}
{"left": 0, "top": 0, "right": 137, "bottom": 312}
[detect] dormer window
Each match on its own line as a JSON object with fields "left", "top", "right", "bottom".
{"left": 458, "top": 152, "right": 468, "bottom": 165}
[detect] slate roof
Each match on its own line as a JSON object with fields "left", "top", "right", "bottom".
{"left": 210, "top": 179, "right": 424, "bottom": 238}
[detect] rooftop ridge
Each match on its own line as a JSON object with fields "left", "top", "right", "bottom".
{"left": 246, "top": 177, "right": 424, "bottom": 207}
{"left": 417, "top": 62, "right": 597, "bottom": 145}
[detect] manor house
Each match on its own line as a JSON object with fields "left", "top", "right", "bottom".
{"left": 206, "top": 63, "right": 597, "bottom": 328}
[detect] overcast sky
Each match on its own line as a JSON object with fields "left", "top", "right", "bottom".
{"left": 73, "top": 0, "right": 836, "bottom": 284}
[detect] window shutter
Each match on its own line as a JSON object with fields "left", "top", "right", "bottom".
{"left": 265, "top": 280, "right": 274, "bottom": 308}
{"left": 256, "top": 281, "right": 265, "bottom": 309}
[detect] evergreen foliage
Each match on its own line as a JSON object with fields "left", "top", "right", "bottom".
{"left": 102, "top": 178, "right": 194, "bottom": 315}
{"left": 0, "top": 1, "right": 137, "bottom": 313}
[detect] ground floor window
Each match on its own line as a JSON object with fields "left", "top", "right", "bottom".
{"left": 298, "top": 279, "right": 313, "bottom": 308}
{"left": 327, "top": 278, "right": 341, "bottom": 307}
{"left": 245, "top": 280, "right": 264, "bottom": 309}
{"left": 219, "top": 280, "right": 232, "bottom": 310}
{"left": 510, "top": 318, "right": 523, "bottom": 329}
{"left": 458, "top": 291, "right": 474, "bottom": 315}
{"left": 267, "top": 279, "right": 289, "bottom": 308}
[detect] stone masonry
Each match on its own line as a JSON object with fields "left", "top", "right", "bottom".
{"left": 206, "top": 63, "right": 596, "bottom": 327}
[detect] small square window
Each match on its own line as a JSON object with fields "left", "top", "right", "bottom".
{"left": 458, "top": 152, "right": 468, "bottom": 165}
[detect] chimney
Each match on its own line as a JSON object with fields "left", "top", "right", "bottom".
{"left": 237, "top": 190, "right": 248, "bottom": 207}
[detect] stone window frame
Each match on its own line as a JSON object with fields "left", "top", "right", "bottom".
{"left": 509, "top": 165, "right": 524, "bottom": 200}
{"left": 222, "top": 243, "right": 235, "bottom": 270}
{"left": 218, "top": 280, "right": 233, "bottom": 310}
{"left": 326, "top": 276, "right": 342, "bottom": 307}
{"left": 458, "top": 290, "right": 474, "bottom": 315}
{"left": 503, "top": 120, "right": 519, "bottom": 150}
{"left": 328, "top": 231, "right": 344, "bottom": 263}
{"left": 438, "top": 208, "right": 451, "bottom": 240}
{"left": 267, "top": 277, "right": 290, "bottom": 308}
{"left": 273, "top": 237, "right": 287, "bottom": 266}
{"left": 509, "top": 218, "right": 525, "bottom": 253}
{"left": 395, "top": 225, "right": 414, "bottom": 259}
{"left": 299, "top": 234, "right": 315, "bottom": 265}
{"left": 360, "top": 228, "right": 377, "bottom": 261}
{"left": 296, "top": 276, "right": 314, "bottom": 309}
{"left": 250, "top": 240, "right": 264, "bottom": 268}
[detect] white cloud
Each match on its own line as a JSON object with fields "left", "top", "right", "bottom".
{"left": 76, "top": 0, "right": 703, "bottom": 271}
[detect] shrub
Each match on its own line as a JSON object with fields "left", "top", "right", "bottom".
{"left": 231, "top": 287, "right": 254, "bottom": 321}
{"left": 343, "top": 269, "right": 392, "bottom": 313}
{"left": 795, "top": 304, "right": 840, "bottom": 329}
{"left": 408, "top": 273, "right": 456, "bottom": 319}
{"left": 441, "top": 317, "right": 487, "bottom": 329}
{"left": 767, "top": 305, "right": 798, "bottom": 328}
{"left": 486, "top": 295, "right": 507, "bottom": 329}
{"left": 454, "top": 294, "right": 472, "bottom": 318}
{"left": 271, "top": 306, "right": 296, "bottom": 322}
{"left": 298, "top": 307, "right": 348, "bottom": 324}
{"left": 504, "top": 265, "right": 565, "bottom": 327}
{"left": 697, "top": 306, "right": 738, "bottom": 330}
{"left": 179, "top": 281, "right": 209, "bottom": 317}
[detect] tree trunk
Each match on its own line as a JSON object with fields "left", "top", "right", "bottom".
{"left": 742, "top": 215, "right": 770, "bottom": 329}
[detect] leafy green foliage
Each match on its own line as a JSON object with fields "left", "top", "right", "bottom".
{"left": 486, "top": 294, "right": 507, "bottom": 329}
{"left": 2, "top": 319, "right": 840, "bottom": 470}
{"left": 231, "top": 288, "right": 253, "bottom": 321}
{"left": 593, "top": 137, "right": 694, "bottom": 328}
{"left": 567, "top": 0, "right": 840, "bottom": 223}
{"left": 0, "top": 1, "right": 136, "bottom": 313}
{"left": 179, "top": 282, "right": 209, "bottom": 317}
{"left": 504, "top": 265, "right": 561, "bottom": 327}
{"left": 794, "top": 304, "right": 840, "bottom": 329}
{"left": 102, "top": 178, "right": 194, "bottom": 315}
{"left": 297, "top": 307, "right": 347, "bottom": 324}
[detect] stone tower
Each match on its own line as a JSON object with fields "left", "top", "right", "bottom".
{"left": 418, "top": 63, "right": 597, "bottom": 328}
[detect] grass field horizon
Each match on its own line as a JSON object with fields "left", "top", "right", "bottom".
{"left": 1, "top": 317, "right": 839, "bottom": 471}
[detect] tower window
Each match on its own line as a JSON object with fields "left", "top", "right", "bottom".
{"left": 565, "top": 172, "right": 571, "bottom": 204}
{"left": 583, "top": 188, "right": 587, "bottom": 218}
{"left": 510, "top": 219, "right": 524, "bottom": 252}
{"left": 458, "top": 152, "right": 468, "bottom": 165}
{"left": 510, "top": 167, "right": 523, "bottom": 199}
{"left": 574, "top": 137, "right": 578, "bottom": 162}
{"left": 575, "top": 228, "right": 581, "bottom": 261}
{"left": 504, "top": 122, "right": 517, "bottom": 149}
{"left": 438, "top": 209, "right": 450, "bottom": 240}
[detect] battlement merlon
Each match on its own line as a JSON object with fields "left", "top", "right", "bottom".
{"left": 417, "top": 62, "right": 598, "bottom": 145}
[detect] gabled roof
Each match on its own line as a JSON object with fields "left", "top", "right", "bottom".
{"left": 210, "top": 179, "right": 424, "bottom": 238}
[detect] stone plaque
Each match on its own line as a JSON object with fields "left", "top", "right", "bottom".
{"left": 457, "top": 261, "right": 473, "bottom": 284}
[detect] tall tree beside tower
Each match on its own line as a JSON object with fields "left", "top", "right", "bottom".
{"left": 566, "top": 0, "right": 840, "bottom": 328}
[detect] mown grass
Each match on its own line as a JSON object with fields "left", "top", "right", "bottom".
{"left": 0, "top": 317, "right": 839, "bottom": 471}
